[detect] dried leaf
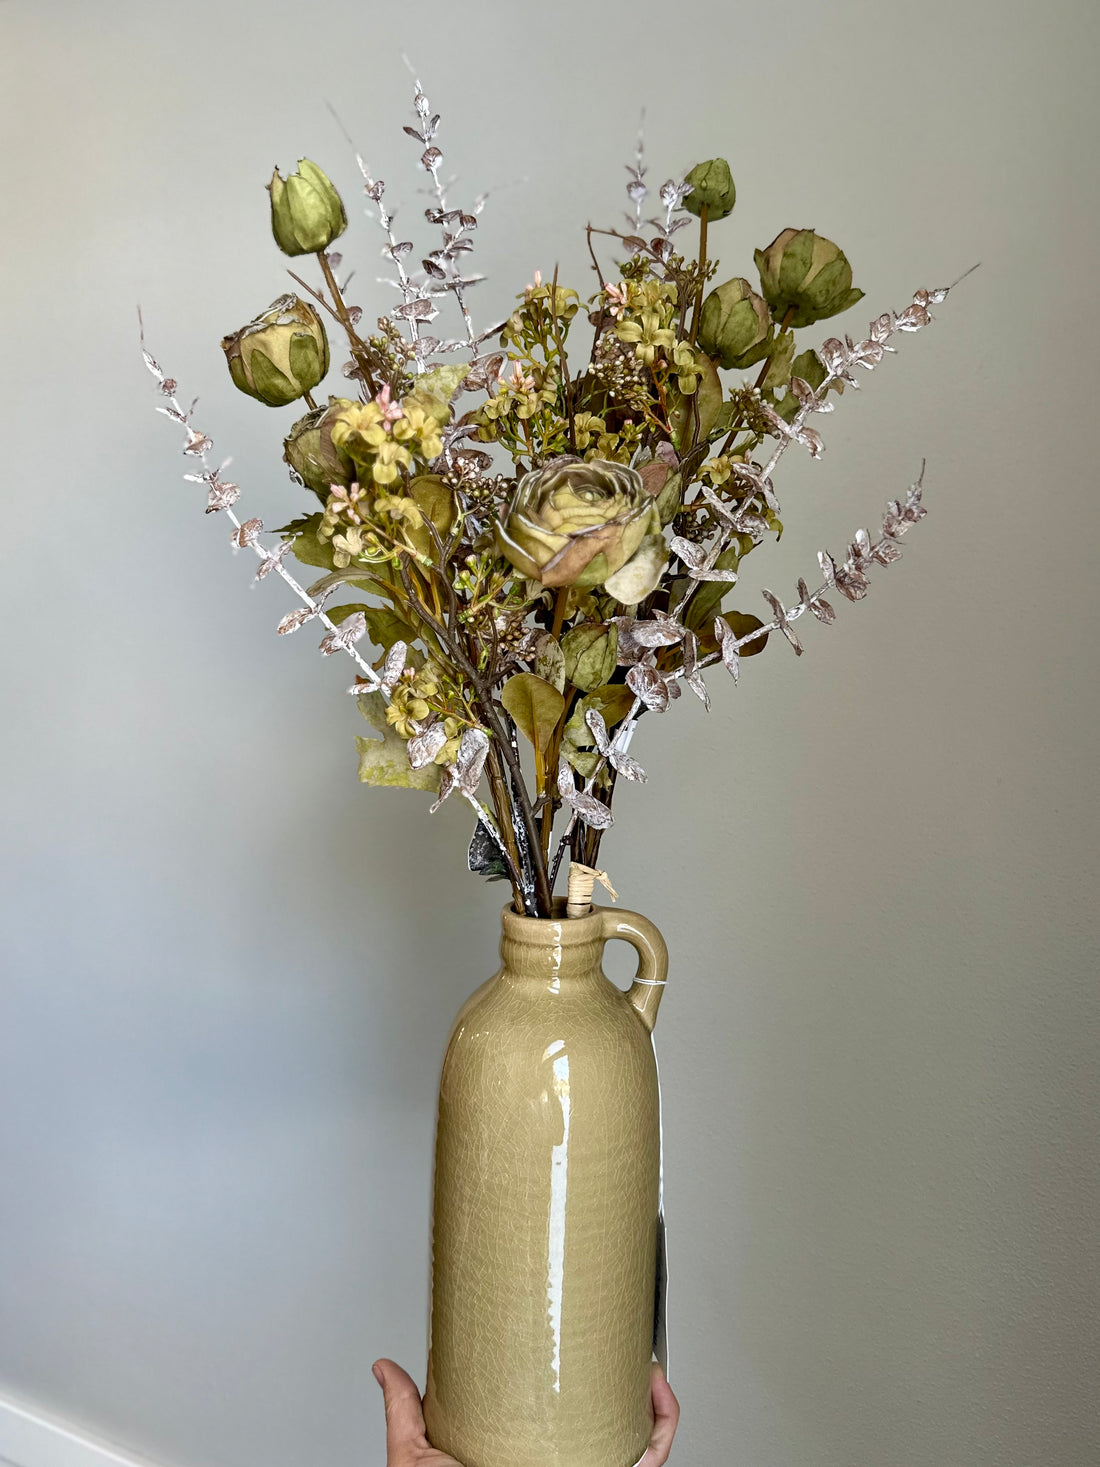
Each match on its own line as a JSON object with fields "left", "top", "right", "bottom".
{"left": 277, "top": 607, "right": 315, "bottom": 636}
{"left": 557, "top": 759, "right": 613, "bottom": 830}
{"left": 468, "top": 817, "right": 509, "bottom": 882}
{"left": 626, "top": 662, "right": 670, "bottom": 712}
{"left": 231, "top": 518, "right": 263, "bottom": 549}
{"left": 761, "top": 589, "right": 803, "bottom": 655}
{"left": 318, "top": 611, "right": 366, "bottom": 655}
{"left": 407, "top": 723, "right": 449, "bottom": 769}
{"left": 379, "top": 641, "right": 407, "bottom": 696}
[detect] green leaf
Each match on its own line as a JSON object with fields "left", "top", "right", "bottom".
{"left": 696, "top": 610, "right": 770, "bottom": 660}
{"left": 410, "top": 474, "right": 455, "bottom": 535}
{"left": 533, "top": 635, "right": 566, "bottom": 694}
{"left": 761, "top": 330, "right": 796, "bottom": 392}
{"left": 722, "top": 610, "right": 769, "bottom": 655}
{"left": 355, "top": 693, "right": 441, "bottom": 792}
{"left": 501, "top": 673, "right": 564, "bottom": 763}
{"left": 282, "top": 512, "right": 337, "bottom": 571}
{"left": 414, "top": 364, "right": 468, "bottom": 412}
{"left": 669, "top": 353, "right": 723, "bottom": 450}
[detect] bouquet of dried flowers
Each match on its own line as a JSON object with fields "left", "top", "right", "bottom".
{"left": 145, "top": 82, "right": 961, "bottom": 918}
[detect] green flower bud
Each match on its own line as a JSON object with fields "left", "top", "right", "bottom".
{"left": 698, "top": 277, "right": 771, "bottom": 369}
{"left": 267, "top": 159, "right": 347, "bottom": 257}
{"left": 283, "top": 402, "right": 355, "bottom": 499}
{"left": 221, "top": 295, "right": 329, "bottom": 407}
{"left": 496, "top": 459, "right": 659, "bottom": 590}
{"left": 561, "top": 623, "right": 619, "bottom": 692}
{"left": 682, "top": 159, "right": 736, "bottom": 221}
{"left": 753, "top": 229, "right": 864, "bottom": 329}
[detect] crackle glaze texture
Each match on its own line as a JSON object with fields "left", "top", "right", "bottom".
{"left": 423, "top": 902, "right": 668, "bottom": 1467}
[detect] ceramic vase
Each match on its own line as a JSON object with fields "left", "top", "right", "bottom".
{"left": 423, "top": 899, "right": 668, "bottom": 1467}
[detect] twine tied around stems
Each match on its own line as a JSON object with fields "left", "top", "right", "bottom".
{"left": 566, "top": 862, "right": 619, "bottom": 917}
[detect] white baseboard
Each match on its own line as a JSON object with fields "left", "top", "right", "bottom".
{"left": 0, "top": 1395, "right": 166, "bottom": 1467}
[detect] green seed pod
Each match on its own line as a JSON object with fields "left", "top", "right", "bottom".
{"left": 682, "top": 158, "right": 736, "bottom": 221}
{"left": 754, "top": 229, "right": 864, "bottom": 328}
{"left": 283, "top": 402, "right": 355, "bottom": 499}
{"left": 222, "top": 294, "right": 329, "bottom": 407}
{"left": 561, "top": 623, "right": 620, "bottom": 692}
{"left": 268, "top": 159, "right": 347, "bottom": 257}
{"left": 697, "top": 277, "right": 772, "bottom": 369}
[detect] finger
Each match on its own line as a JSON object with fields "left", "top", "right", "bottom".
{"left": 637, "top": 1363, "right": 680, "bottom": 1467}
{"left": 372, "top": 1359, "right": 430, "bottom": 1459}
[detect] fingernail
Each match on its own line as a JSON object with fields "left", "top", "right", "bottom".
{"left": 372, "top": 1363, "right": 384, "bottom": 1387}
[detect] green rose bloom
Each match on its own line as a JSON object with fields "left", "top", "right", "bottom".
{"left": 222, "top": 295, "right": 329, "bottom": 408}
{"left": 683, "top": 158, "right": 736, "bottom": 221}
{"left": 754, "top": 229, "right": 864, "bottom": 329}
{"left": 698, "top": 277, "right": 772, "bottom": 369}
{"left": 495, "top": 458, "right": 659, "bottom": 589}
{"left": 283, "top": 402, "right": 355, "bottom": 499}
{"left": 267, "top": 159, "right": 347, "bottom": 257}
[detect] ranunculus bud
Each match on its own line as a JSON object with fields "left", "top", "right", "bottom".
{"left": 267, "top": 159, "right": 347, "bottom": 257}
{"left": 754, "top": 229, "right": 864, "bottom": 328}
{"left": 561, "top": 623, "right": 619, "bottom": 692}
{"left": 283, "top": 403, "right": 355, "bottom": 499}
{"left": 495, "top": 459, "right": 659, "bottom": 589}
{"left": 682, "top": 158, "right": 736, "bottom": 221}
{"left": 698, "top": 277, "right": 771, "bottom": 369}
{"left": 221, "top": 295, "right": 329, "bottom": 407}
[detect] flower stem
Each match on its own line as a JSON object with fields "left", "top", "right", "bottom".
{"left": 688, "top": 204, "right": 709, "bottom": 347}
{"left": 317, "top": 251, "right": 379, "bottom": 397}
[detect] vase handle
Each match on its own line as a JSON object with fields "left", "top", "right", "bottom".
{"left": 599, "top": 908, "right": 669, "bottom": 1033}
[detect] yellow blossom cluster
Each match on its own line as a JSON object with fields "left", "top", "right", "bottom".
{"left": 327, "top": 389, "right": 447, "bottom": 487}
{"left": 385, "top": 664, "right": 463, "bottom": 763}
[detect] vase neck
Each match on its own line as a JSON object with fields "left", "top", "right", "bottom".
{"left": 499, "top": 901, "right": 605, "bottom": 986}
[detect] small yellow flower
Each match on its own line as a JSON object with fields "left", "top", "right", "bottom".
{"left": 572, "top": 412, "right": 607, "bottom": 450}
{"left": 616, "top": 308, "right": 675, "bottom": 365}
{"left": 371, "top": 440, "right": 412, "bottom": 485}
{"left": 700, "top": 455, "right": 733, "bottom": 487}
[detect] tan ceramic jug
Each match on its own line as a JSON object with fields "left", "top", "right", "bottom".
{"left": 423, "top": 900, "right": 668, "bottom": 1467}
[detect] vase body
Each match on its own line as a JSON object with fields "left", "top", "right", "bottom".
{"left": 423, "top": 901, "right": 669, "bottom": 1467}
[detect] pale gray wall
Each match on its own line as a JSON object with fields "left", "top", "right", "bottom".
{"left": 1, "top": 1, "right": 1097, "bottom": 1464}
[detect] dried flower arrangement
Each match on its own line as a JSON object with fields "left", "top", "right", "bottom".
{"left": 145, "top": 81, "right": 962, "bottom": 919}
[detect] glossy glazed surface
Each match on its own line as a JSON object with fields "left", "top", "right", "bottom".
{"left": 424, "top": 903, "right": 668, "bottom": 1467}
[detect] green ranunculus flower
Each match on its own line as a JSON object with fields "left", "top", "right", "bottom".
{"left": 283, "top": 402, "right": 355, "bottom": 499}
{"left": 683, "top": 158, "right": 736, "bottom": 221}
{"left": 754, "top": 229, "right": 864, "bottom": 329}
{"left": 698, "top": 277, "right": 772, "bottom": 369}
{"left": 222, "top": 295, "right": 329, "bottom": 407}
{"left": 267, "top": 159, "right": 347, "bottom": 257}
{"left": 495, "top": 458, "right": 659, "bottom": 589}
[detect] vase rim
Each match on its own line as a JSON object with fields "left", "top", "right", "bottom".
{"left": 501, "top": 898, "right": 606, "bottom": 945}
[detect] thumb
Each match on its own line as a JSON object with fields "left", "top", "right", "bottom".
{"left": 372, "top": 1359, "right": 429, "bottom": 1459}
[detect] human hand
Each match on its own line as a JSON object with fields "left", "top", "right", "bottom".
{"left": 373, "top": 1358, "right": 680, "bottom": 1467}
